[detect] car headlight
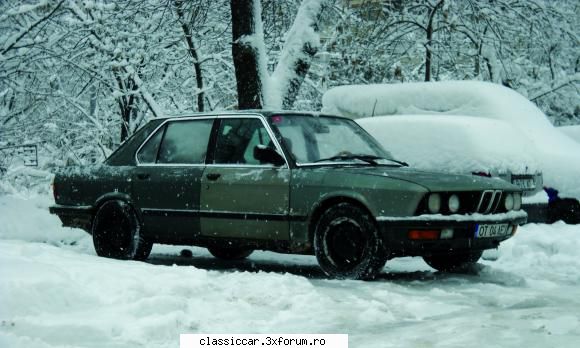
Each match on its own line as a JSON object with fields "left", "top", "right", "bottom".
{"left": 448, "top": 194, "right": 460, "bottom": 213}
{"left": 504, "top": 193, "right": 514, "bottom": 211}
{"left": 513, "top": 192, "right": 522, "bottom": 211}
{"left": 428, "top": 193, "right": 441, "bottom": 213}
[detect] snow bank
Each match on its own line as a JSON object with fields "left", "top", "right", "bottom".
{"left": 357, "top": 115, "right": 540, "bottom": 174}
{"left": 495, "top": 222, "right": 580, "bottom": 284}
{"left": 1, "top": 195, "right": 580, "bottom": 347}
{"left": 322, "top": 81, "right": 580, "bottom": 200}
{"left": 0, "top": 194, "right": 89, "bottom": 247}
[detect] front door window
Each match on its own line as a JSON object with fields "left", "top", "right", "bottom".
{"left": 213, "top": 118, "right": 277, "bottom": 165}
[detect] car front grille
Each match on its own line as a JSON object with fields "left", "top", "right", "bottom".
{"left": 415, "top": 190, "right": 507, "bottom": 215}
{"left": 475, "top": 190, "right": 503, "bottom": 214}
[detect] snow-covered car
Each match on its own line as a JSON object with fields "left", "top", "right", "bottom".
{"left": 322, "top": 81, "right": 580, "bottom": 224}
{"left": 355, "top": 115, "right": 543, "bottom": 197}
{"left": 559, "top": 125, "right": 580, "bottom": 144}
{"left": 49, "top": 111, "right": 526, "bottom": 279}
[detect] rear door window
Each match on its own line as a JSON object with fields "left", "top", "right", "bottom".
{"left": 135, "top": 119, "right": 214, "bottom": 165}
{"left": 157, "top": 119, "right": 213, "bottom": 164}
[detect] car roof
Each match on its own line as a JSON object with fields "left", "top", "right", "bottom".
{"left": 155, "top": 110, "right": 346, "bottom": 120}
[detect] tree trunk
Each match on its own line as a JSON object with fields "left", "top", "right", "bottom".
{"left": 175, "top": 0, "right": 204, "bottom": 112}
{"left": 424, "top": 0, "right": 444, "bottom": 82}
{"left": 115, "top": 74, "right": 138, "bottom": 142}
{"left": 231, "top": 0, "right": 265, "bottom": 109}
{"left": 272, "top": 0, "right": 325, "bottom": 109}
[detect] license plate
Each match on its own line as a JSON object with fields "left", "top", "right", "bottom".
{"left": 512, "top": 178, "right": 535, "bottom": 190}
{"left": 475, "top": 223, "right": 510, "bottom": 238}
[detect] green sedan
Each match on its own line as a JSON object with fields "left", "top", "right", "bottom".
{"left": 50, "top": 111, "right": 527, "bottom": 279}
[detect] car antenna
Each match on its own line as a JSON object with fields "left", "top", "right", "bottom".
{"left": 371, "top": 99, "right": 378, "bottom": 117}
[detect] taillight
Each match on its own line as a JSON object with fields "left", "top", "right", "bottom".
{"left": 472, "top": 171, "right": 492, "bottom": 177}
{"left": 52, "top": 179, "right": 58, "bottom": 201}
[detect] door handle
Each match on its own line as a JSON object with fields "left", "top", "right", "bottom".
{"left": 137, "top": 173, "right": 150, "bottom": 180}
{"left": 206, "top": 173, "right": 221, "bottom": 181}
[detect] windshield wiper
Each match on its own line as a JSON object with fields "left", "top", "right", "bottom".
{"left": 314, "top": 154, "right": 382, "bottom": 165}
{"left": 386, "top": 158, "right": 409, "bottom": 167}
{"left": 314, "top": 154, "right": 409, "bottom": 167}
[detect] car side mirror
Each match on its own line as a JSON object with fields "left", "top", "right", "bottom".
{"left": 254, "top": 145, "right": 285, "bottom": 166}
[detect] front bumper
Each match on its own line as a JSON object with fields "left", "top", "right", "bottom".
{"left": 377, "top": 210, "right": 527, "bottom": 257}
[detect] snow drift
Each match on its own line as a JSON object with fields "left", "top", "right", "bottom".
{"left": 1, "top": 194, "right": 580, "bottom": 348}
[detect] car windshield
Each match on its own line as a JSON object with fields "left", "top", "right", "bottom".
{"left": 268, "top": 114, "right": 404, "bottom": 166}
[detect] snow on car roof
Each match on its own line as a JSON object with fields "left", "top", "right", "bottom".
{"left": 322, "top": 81, "right": 551, "bottom": 125}
{"left": 357, "top": 115, "right": 539, "bottom": 174}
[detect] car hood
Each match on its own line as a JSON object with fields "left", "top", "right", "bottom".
{"left": 337, "top": 166, "right": 517, "bottom": 192}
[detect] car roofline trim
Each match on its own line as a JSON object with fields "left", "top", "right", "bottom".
{"left": 134, "top": 113, "right": 290, "bottom": 168}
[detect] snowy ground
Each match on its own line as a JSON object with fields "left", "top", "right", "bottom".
{"left": 1, "top": 194, "right": 580, "bottom": 348}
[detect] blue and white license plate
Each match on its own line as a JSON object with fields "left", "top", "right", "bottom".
{"left": 475, "top": 223, "right": 510, "bottom": 238}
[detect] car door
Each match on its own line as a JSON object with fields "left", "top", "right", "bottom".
{"left": 200, "top": 115, "right": 291, "bottom": 240}
{"left": 132, "top": 117, "right": 215, "bottom": 243}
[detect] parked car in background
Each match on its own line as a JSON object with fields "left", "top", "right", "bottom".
{"left": 50, "top": 111, "right": 526, "bottom": 279}
{"left": 322, "top": 81, "right": 580, "bottom": 224}
{"left": 356, "top": 115, "right": 543, "bottom": 197}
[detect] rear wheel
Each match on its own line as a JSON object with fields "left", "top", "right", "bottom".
{"left": 314, "top": 203, "right": 386, "bottom": 280}
{"left": 208, "top": 246, "right": 253, "bottom": 260}
{"left": 92, "top": 200, "right": 152, "bottom": 260}
{"left": 423, "top": 250, "right": 483, "bottom": 272}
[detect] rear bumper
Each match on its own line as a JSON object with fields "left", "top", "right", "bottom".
{"left": 377, "top": 210, "right": 527, "bottom": 257}
{"left": 49, "top": 204, "right": 93, "bottom": 232}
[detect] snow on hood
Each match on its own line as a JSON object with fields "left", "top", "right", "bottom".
{"left": 357, "top": 115, "right": 540, "bottom": 174}
{"left": 322, "top": 81, "right": 580, "bottom": 200}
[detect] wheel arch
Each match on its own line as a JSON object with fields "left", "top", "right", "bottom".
{"left": 307, "top": 194, "right": 377, "bottom": 245}
{"left": 92, "top": 193, "right": 143, "bottom": 229}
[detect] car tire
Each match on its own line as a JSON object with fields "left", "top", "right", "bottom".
{"left": 314, "top": 202, "right": 386, "bottom": 280}
{"left": 207, "top": 246, "right": 253, "bottom": 260}
{"left": 423, "top": 250, "right": 483, "bottom": 272}
{"left": 92, "top": 200, "right": 152, "bottom": 260}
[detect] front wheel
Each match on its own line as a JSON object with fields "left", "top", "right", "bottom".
{"left": 314, "top": 203, "right": 386, "bottom": 280}
{"left": 92, "top": 200, "right": 153, "bottom": 260}
{"left": 423, "top": 250, "right": 483, "bottom": 272}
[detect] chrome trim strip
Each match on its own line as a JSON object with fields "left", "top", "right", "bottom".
{"left": 376, "top": 210, "right": 528, "bottom": 222}
{"left": 134, "top": 113, "right": 290, "bottom": 169}
{"left": 51, "top": 204, "right": 92, "bottom": 210}
{"left": 491, "top": 191, "right": 503, "bottom": 213}
{"left": 205, "top": 164, "right": 279, "bottom": 169}
{"left": 137, "top": 163, "right": 206, "bottom": 168}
